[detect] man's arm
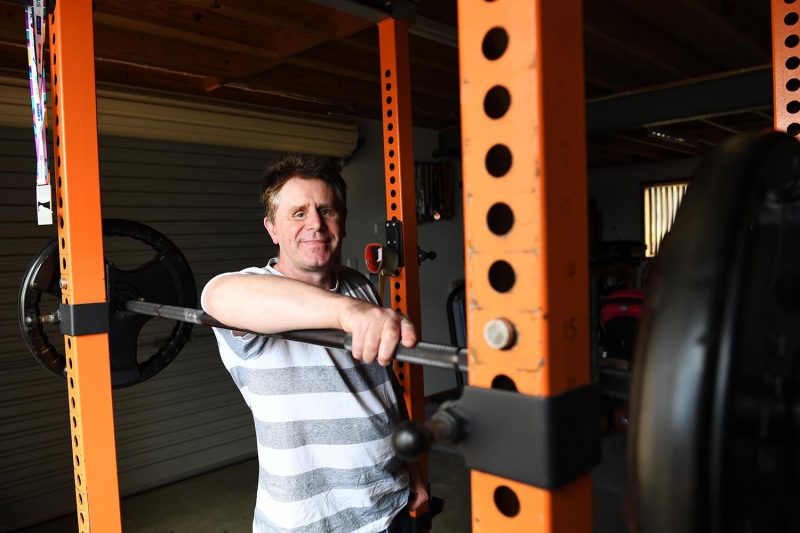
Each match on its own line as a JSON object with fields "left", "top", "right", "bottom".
{"left": 202, "top": 273, "right": 416, "bottom": 366}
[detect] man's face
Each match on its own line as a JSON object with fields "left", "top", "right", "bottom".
{"left": 264, "top": 177, "right": 344, "bottom": 275}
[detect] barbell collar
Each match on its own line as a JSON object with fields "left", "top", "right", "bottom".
{"left": 124, "top": 300, "right": 468, "bottom": 372}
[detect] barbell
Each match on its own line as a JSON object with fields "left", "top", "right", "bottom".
{"left": 17, "top": 218, "right": 467, "bottom": 389}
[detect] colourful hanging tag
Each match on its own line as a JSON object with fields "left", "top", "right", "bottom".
{"left": 26, "top": 0, "right": 51, "bottom": 225}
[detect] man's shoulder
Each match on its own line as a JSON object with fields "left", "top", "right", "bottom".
{"left": 335, "top": 266, "right": 380, "bottom": 303}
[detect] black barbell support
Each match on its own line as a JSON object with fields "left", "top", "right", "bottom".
{"left": 123, "top": 299, "right": 468, "bottom": 372}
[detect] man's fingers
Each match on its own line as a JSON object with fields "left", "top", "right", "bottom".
{"left": 377, "top": 319, "right": 401, "bottom": 366}
{"left": 361, "top": 318, "right": 383, "bottom": 364}
{"left": 399, "top": 315, "right": 418, "bottom": 347}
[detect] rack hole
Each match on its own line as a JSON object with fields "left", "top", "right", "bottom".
{"left": 487, "top": 203, "right": 514, "bottom": 235}
{"left": 390, "top": 177, "right": 396, "bottom": 184}
{"left": 388, "top": 136, "right": 395, "bottom": 144}
{"left": 389, "top": 163, "right": 396, "bottom": 171}
{"left": 486, "top": 144, "right": 512, "bottom": 177}
{"left": 385, "top": 69, "right": 391, "bottom": 78}
{"left": 385, "top": 82, "right": 392, "bottom": 91}
{"left": 386, "top": 96, "right": 393, "bottom": 105}
{"left": 787, "top": 34, "right": 800, "bottom": 48}
{"left": 492, "top": 375, "right": 518, "bottom": 391}
{"left": 482, "top": 27, "right": 509, "bottom": 60}
{"left": 387, "top": 109, "right": 393, "bottom": 118}
{"left": 391, "top": 202, "right": 397, "bottom": 211}
{"left": 789, "top": 123, "right": 800, "bottom": 136}
{"left": 387, "top": 123, "right": 394, "bottom": 131}
{"left": 489, "top": 260, "right": 515, "bottom": 292}
{"left": 787, "top": 12, "right": 800, "bottom": 25}
{"left": 390, "top": 190, "right": 396, "bottom": 197}
{"left": 494, "top": 486, "right": 521, "bottom": 517}
{"left": 389, "top": 149, "right": 395, "bottom": 158}
{"left": 788, "top": 100, "right": 800, "bottom": 113}
{"left": 789, "top": 78, "right": 800, "bottom": 91}
{"left": 484, "top": 86, "right": 511, "bottom": 119}
{"left": 395, "top": 295, "right": 401, "bottom": 303}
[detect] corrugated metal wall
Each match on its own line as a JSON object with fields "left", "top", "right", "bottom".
{"left": 1, "top": 127, "right": 284, "bottom": 530}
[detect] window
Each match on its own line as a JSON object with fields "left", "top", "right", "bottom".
{"left": 643, "top": 181, "right": 688, "bottom": 257}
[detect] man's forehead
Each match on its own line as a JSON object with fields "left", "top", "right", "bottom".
{"left": 276, "top": 177, "right": 336, "bottom": 205}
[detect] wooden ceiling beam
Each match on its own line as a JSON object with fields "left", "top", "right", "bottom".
{"left": 212, "top": 9, "right": 375, "bottom": 84}
{"left": 173, "top": 0, "right": 339, "bottom": 36}
{"left": 584, "top": 1, "right": 718, "bottom": 77}
{"left": 94, "top": 12, "right": 281, "bottom": 60}
{"left": 612, "top": 0, "right": 768, "bottom": 69}
{"left": 674, "top": 0, "right": 769, "bottom": 62}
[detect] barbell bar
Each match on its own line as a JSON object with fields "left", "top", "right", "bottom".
{"left": 123, "top": 299, "right": 468, "bottom": 372}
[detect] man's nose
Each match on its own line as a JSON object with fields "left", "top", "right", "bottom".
{"left": 305, "top": 209, "right": 324, "bottom": 230}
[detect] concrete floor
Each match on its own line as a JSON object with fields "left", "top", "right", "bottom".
{"left": 19, "top": 434, "right": 627, "bottom": 533}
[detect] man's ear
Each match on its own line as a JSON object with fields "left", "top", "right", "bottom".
{"left": 264, "top": 217, "right": 278, "bottom": 244}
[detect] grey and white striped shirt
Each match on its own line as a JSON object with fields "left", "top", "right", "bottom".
{"left": 202, "top": 260, "right": 409, "bottom": 533}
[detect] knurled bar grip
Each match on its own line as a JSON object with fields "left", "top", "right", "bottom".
{"left": 124, "top": 300, "right": 468, "bottom": 372}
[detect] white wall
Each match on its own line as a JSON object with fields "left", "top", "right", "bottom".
{"left": 588, "top": 157, "right": 700, "bottom": 242}
{"left": 341, "top": 119, "right": 465, "bottom": 396}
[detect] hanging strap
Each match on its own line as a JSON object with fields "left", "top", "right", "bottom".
{"left": 25, "top": 0, "right": 51, "bottom": 225}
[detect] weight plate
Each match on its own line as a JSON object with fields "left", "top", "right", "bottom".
{"left": 18, "top": 219, "right": 196, "bottom": 388}
{"left": 627, "top": 131, "right": 800, "bottom": 533}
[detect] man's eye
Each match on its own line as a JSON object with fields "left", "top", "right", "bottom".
{"left": 320, "top": 208, "right": 331, "bottom": 216}
{"left": 293, "top": 211, "right": 305, "bottom": 219}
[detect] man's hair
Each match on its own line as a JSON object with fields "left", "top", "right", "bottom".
{"left": 260, "top": 153, "right": 347, "bottom": 222}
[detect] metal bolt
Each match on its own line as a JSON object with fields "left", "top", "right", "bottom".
{"left": 59, "top": 278, "right": 68, "bottom": 290}
{"left": 483, "top": 318, "right": 516, "bottom": 350}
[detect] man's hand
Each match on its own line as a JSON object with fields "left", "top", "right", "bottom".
{"left": 338, "top": 299, "right": 417, "bottom": 366}
{"left": 406, "top": 461, "right": 429, "bottom": 512}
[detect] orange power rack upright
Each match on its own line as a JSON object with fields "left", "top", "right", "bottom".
{"left": 49, "top": 0, "right": 123, "bottom": 532}
{"left": 458, "top": 1, "right": 593, "bottom": 532}
{"left": 377, "top": 17, "right": 430, "bottom": 519}
{"left": 772, "top": 0, "right": 800, "bottom": 131}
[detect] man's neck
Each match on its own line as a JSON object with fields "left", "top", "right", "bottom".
{"left": 272, "top": 260, "right": 334, "bottom": 289}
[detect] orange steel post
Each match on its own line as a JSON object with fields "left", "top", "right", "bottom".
{"left": 377, "top": 16, "right": 429, "bottom": 511}
{"left": 772, "top": 0, "right": 800, "bottom": 132}
{"left": 50, "top": 1, "right": 122, "bottom": 531}
{"left": 458, "top": 1, "right": 592, "bottom": 532}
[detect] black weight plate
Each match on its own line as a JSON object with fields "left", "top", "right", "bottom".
{"left": 18, "top": 219, "right": 196, "bottom": 388}
{"left": 627, "top": 130, "right": 800, "bottom": 533}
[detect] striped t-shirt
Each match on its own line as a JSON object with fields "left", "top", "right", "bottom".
{"left": 202, "top": 259, "right": 409, "bottom": 533}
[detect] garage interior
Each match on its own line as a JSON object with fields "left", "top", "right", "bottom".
{"left": 0, "top": 1, "right": 786, "bottom": 533}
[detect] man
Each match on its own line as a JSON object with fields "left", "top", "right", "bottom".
{"left": 202, "top": 153, "right": 428, "bottom": 533}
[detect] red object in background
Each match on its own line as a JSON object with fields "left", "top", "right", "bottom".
{"left": 600, "top": 289, "right": 644, "bottom": 324}
{"left": 364, "top": 243, "right": 382, "bottom": 274}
